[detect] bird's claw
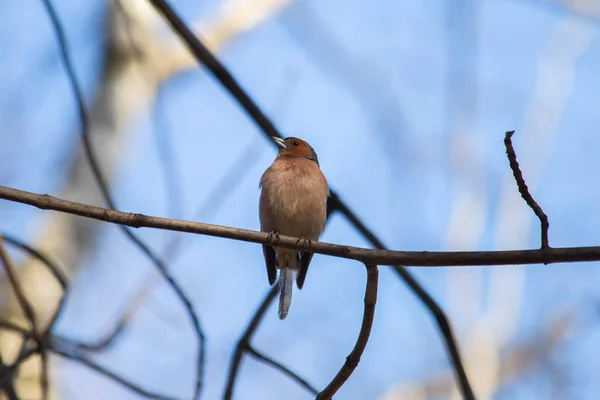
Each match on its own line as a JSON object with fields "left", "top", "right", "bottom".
{"left": 296, "top": 237, "right": 312, "bottom": 249}
{"left": 267, "top": 231, "right": 280, "bottom": 246}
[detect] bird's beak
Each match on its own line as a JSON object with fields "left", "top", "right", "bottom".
{"left": 272, "top": 137, "right": 287, "bottom": 149}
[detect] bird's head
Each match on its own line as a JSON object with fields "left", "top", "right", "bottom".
{"left": 272, "top": 136, "right": 320, "bottom": 166}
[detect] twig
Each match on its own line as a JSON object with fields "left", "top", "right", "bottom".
{"left": 1, "top": 234, "right": 69, "bottom": 339}
{"left": 1, "top": 234, "right": 68, "bottom": 289}
{"left": 57, "top": 319, "right": 128, "bottom": 352}
{"left": 247, "top": 346, "right": 318, "bottom": 396}
{"left": 0, "top": 238, "right": 48, "bottom": 400}
{"left": 223, "top": 286, "right": 278, "bottom": 400}
{"left": 0, "top": 352, "right": 20, "bottom": 400}
{"left": 0, "top": 347, "right": 38, "bottom": 389}
{"left": 143, "top": 1, "right": 474, "bottom": 397}
{"left": 50, "top": 347, "right": 180, "bottom": 400}
{"left": 391, "top": 265, "right": 474, "bottom": 399}
{"left": 0, "top": 320, "right": 29, "bottom": 336}
{"left": 1, "top": 234, "right": 127, "bottom": 353}
{"left": 4, "top": 184, "right": 600, "bottom": 267}
{"left": 39, "top": 0, "right": 206, "bottom": 397}
{"left": 504, "top": 130, "right": 550, "bottom": 249}
{"left": 316, "top": 264, "right": 378, "bottom": 399}
{"left": 0, "top": 238, "right": 39, "bottom": 334}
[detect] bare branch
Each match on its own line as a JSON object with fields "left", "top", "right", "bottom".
{"left": 0, "top": 234, "right": 68, "bottom": 290}
{"left": 224, "top": 286, "right": 278, "bottom": 400}
{"left": 0, "top": 239, "right": 39, "bottom": 334}
{"left": 317, "top": 264, "right": 378, "bottom": 399}
{"left": 0, "top": 238, "right": 48, "bottom": 400}
{"left": 5, "top": 185, "right": 600, "bottom": 268}
{"left": 50, "top": 346, "right": 180, "bottom": 400}
{"left": 246, "top": 346, "right": 318, "bottom": 396}
{"left": 504, "top": 130, "right": 550, "bottom": 249}
{"left": 58, "top": 319, "right": 128, "bottom": 352}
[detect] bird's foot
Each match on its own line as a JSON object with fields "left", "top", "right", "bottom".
{"left": 266, "top": 230, "right": 280, "bottom": 246}
{"left": 296, "top": 237, "right": 312, "bottom": 250}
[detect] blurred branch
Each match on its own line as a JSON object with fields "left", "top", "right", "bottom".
{"left": 6, "top": 184, "right": 600, "bottom": 267}
{"left": 504, "top": 131, "right": 550, "bottom": 249}
{"left": 246, "top": 346, "right": 318, "bottom": 396}
{"left": 49, "top": 346, "right": 179, "bottom": 400}
{"left": 223, "top": 286, "right": 278, "bottom": 400}
{"left": 317, "top": 264, "right": 378, "bottom": 400}
{"left": 0, "top": 238, "right": 47, "bottom": 400}
{"left": 0, "top": 352, "right": 20, "bottom": 400}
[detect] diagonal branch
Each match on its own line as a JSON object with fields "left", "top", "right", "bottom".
{"left": 223, "top": 286, "right": 278, "bottom": 400}
{"left": 246, "top": 346, "right": 318, "bottom": 396}
{"left": 0, "top": 238, "right": 48, "bottom": 400}
{"left": 4, "top": 184, "right": 600, "bottom": 267}
{"left": 504, "top": 130, "right": 550, "bottom": 249}
{"left": 50, "top": 345, "right": 180, "bottom": 400}
{"left": 317, "top": 264, "right": 378, "bottom": 399}
{"left": 0, "top": 239, "right": 39, "bottom": 335}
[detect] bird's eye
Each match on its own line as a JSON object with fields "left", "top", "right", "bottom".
{"left": 292, "top": 141, "right": 300, "bottom": 146}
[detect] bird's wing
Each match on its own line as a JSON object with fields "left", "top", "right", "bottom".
{"left": 262, "top": 244, "right": 277, "bottom": 286}
{"left": 296, "top": 252, "right": 314, "bottom": 290}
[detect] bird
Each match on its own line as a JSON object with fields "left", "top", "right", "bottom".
{"left": 259, "top": 136, "right": 330, "bottom": 320}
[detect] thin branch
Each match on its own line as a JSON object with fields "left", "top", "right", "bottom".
{"left": 144, "top": 1, "right": 474, "bottom": 398}
{"left": 0, "top": 323, "right": 31, "bottom": 400}
{"left": 0, "top": 238, "right": 48, "bottom": 400}
{"left": 0, "top": 347, "right": 38, "bottom": 389}
{"left": 1, "top": 233, "right": 69, "bottom": 341}
{"left": 0, "top": 352, "right": 20, "bottom": 400}
{"left": 1, "top": 234, "right": 68, "bottom": 289}
{"left": 39, "top": 0, "right": 206, "bottom": 397}
{"left": 147, "top": 0, "right": 281, "bottom": 138}
{"left": 50, "top": 347, "right": 180, "bottom": 400}
{"left": 56, "top": 319, "right": 128, "bottom": 352}
{"left": 0, "top": 233, "right": 127, "bottom": 355}
{"left": 317, "top": 264, "right": 378, "bottom": 400}
{"left": 223, "top": 286, "right": 278, "bottom": 400}
{"left": 4, "top": 184, "right": 600, "bottom": 267}
{"left": 246, "top": 346, "right": 318, "bottom": 396}
{"left": 504, "top": 130, "right": 550, "bottom": 249}
{"left": 0, "top": 238, "right": 39, "bottom": 332}
{"left": 0, "top": 320, "right": 29, "bottom": 336}
{"left": 391, "top": 265, "right": 474, "bottom": 399}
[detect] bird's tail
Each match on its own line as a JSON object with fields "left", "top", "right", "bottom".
{"left": 278, "top": 268, "right": 295, "bottom": 320}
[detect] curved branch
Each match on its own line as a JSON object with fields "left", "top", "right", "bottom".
{"left": 504, "top": 130, "right": 550, "bottom": 249}
{"left": 51, "top": 347, "right": 180, "bottom": 400}
{"left": 247, "top": 346, "right": 318, "bottom": 396}
{"left": 317, "top": 264, "right": 378, "bottom": 399}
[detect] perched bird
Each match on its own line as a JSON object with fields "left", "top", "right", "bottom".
{"left": 259, "top": 136, "right": 329, "bottom": 319}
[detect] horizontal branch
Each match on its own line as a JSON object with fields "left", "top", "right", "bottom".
{"left": 1, "top": 184, "right": 599, "bottom": 267}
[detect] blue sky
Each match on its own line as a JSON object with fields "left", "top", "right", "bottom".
{"left": 2, "top": 0, "right": 600, "bottom": 399}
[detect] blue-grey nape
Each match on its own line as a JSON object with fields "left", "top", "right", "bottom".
{"left": 307, "top": 144, "right": 319, "bottom": 166}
